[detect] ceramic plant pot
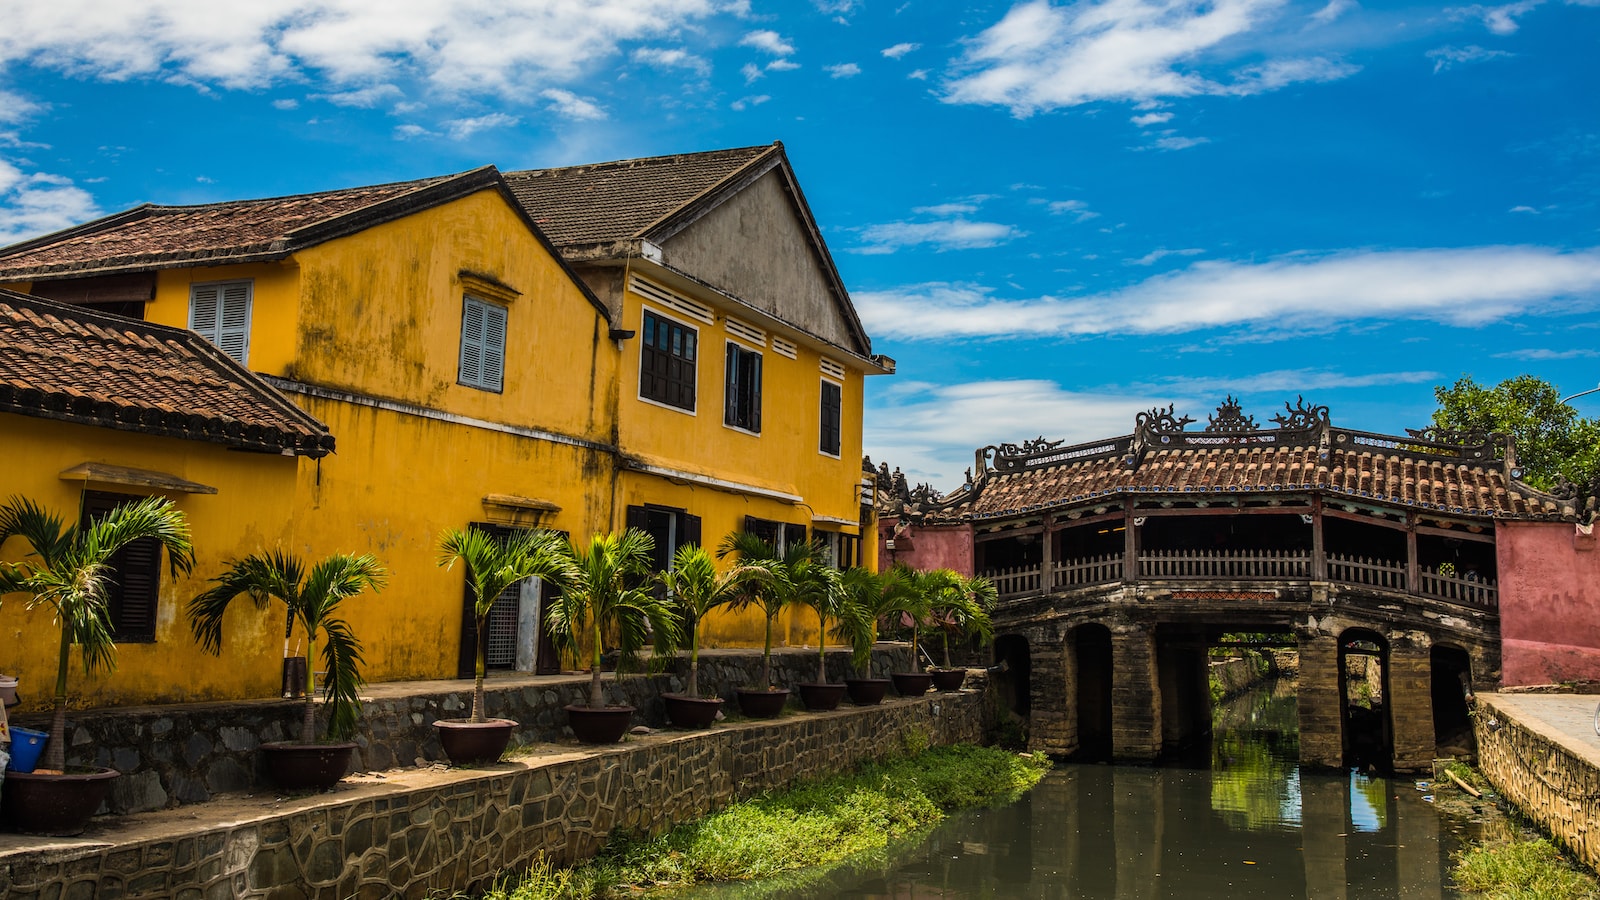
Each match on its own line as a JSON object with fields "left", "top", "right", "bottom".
{"left": 0, "top": 767, "right": 119, "bottom": 836}
{"left": 930, "top": 669, "right": 968, "bottom": 692}
{"left": 734, "top": 688, "right": 790, "bottom": 719}
{"left": 260, "top": 741, "right": 357, "bottom": 791}
{"left": 435, "top": 718, "right": 518, "bottom": 764}
{"left": 844, "top": 678, "right": 890, "bottom": 706}
{"left": 565, "top": 706, "right": 635, "bottom": 744}
{"left": 891, "top": 672, "right": 934, "bottom": 697}
{"left": 662, "top": 694, "right": 723, "bottom": 729}
{"left": 797, "top": 682, "right": 848, "bottom": 711}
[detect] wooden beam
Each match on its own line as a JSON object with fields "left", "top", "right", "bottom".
{"left": 1312, "top": 495, "right": 1327, "bottom": 581}
{"left": 58, "top": 462, "right": 217, "bottom": 495}
{"left": 1321, "top": 506, "right": 1411, "bottom": 533}
{"left": 1123, "top": 501, "right": 1138, "bottom": 584}
{"left": 1406, "top": 512, "right": 1420, "bottom": 595}
{"left": 1132, "top": 505, "right": 1315, "bottom": 518}
{"left": 1415, "top": 523, "right": 1496, "bottom": 544}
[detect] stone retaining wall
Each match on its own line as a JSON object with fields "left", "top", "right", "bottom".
{"left": 6, "top": 646, "right": 910, "bottom": 815}
{"left": 1474, "top": 697, "right": 1600, "bottom": 871}
{"left": 0, "top": 684, "right": 991, "bottom": 900}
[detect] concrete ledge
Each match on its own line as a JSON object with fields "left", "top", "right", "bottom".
{"left": 1475, "top": 693, "right": 1600, "bottom": 871}
{"left": 0, "top": 686, "right": 990, "bottom": 900}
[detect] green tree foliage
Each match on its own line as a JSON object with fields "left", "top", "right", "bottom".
{"left": 1431, "top": 375, "right": 1600, "bottom": 491}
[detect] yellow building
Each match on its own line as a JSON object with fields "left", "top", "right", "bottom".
{"left": 0, "top": 146, "right": 890, "bottom": 706}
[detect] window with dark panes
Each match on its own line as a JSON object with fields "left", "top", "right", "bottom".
{"left": 724, "top": 342, "right": 762, "bottom": 433}
{"left": 81, "top": 491, "right": 163, "bottom": 643}
{"left": 743, "top": 516, "right": 807, "bottom": 555}
{"left": 820, "top": 379, "right": 842, "bottom": 456}
{"left": 640, "top": 311, "right": 697, "bottom": 410}
{"left": 626, "top": 504, "right": 702, "bottom": 571}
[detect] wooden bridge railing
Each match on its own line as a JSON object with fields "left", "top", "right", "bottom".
{"left": 983, "top": 549, "right": 1498, "bottom": 607}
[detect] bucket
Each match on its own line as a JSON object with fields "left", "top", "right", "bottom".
{"left": 6, "top": 728, "right": 47, "bottom": 773}
{"left": 0, "top": 674, "right": 17, "bottom": 707}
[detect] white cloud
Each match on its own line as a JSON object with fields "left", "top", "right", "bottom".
{"left": 1493, "top": 348, "right": 1600, "bottom": 360}
{"left": 730, "top": 94, "right": 770, "bottom": 110}
{"left": 1447, "top": 1, "right": 1543, "bottom": 35}
{"left": 393, "top": 123, "right": 432, "bottom": 139}
{"left": 0, "top": 1, "right": 722, "bottom": 98}
{"left": 311, "top": 83, "right": 403, "bottom": 108}
{"left": 1149, "top": 135, "right": 1210, "bottom": 150}
{"left": 539, "top": 89, "right": 605, "bottom": 121}
{"left": 0, "top": 161, "right": 103, "bottom": 245}
{"left": 1310, "top": 0, "right": 1356, "bottom": 24}
{"left": 908, "top": 68, "right": 929, "bottom": 80}
{"left": 0, "top": 90, "right": 41, "bottom": 123}
{"left": 855, "top": 218, "right": 1026, "bottom": 254}
{"left": 740, "top": 30, "right": 796, "bottom": 55}
{"left": 1426, "top": 44, "right": 1515, "bottom": 73}
{"left": 765, "top": 59, "right": 800, "bottom": 72}
{"left": 1125, "top": 246, "right": 1204, "bottom": 265}
{"left": 444, "top": 112, "right": 522, "bottom": 138}
{"left": 1510, "top": 204, "right": 1540, "bottom": 213}
{"left": 825, "top": 62, "right": 861, "bottom": 78}
{"left": 271, "top": 97, "right": 299, "bottom": 110}
{"left": 1145, "top": 367, "right": 1440, "bottom": 395}
{"left": 942, "top": 0, "right": 1362, "bottom": 116}
{"left": 914, "top": 202, "right": 981, "bottom": 216}
{"left": 853, "top": 246, "right": 1600, "bottom": 340}
{"left": 1131, "top": 111, "right": 1173, "bottom": 126}
{"left": 741, "top": 62, "right": 764, "bottom": 83}
{"left": 632, "top": 46, "right": 711, "bottom": 76}
{"left": 1045, "top": 199, "right": 1100, "bottom": 222}
{"left": 881, "top": 42, "right": 920, "bottom": 59}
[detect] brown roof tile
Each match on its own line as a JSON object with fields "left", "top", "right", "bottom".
{"left": 0, "top": 289, "right": 333, "bottom": 455}
{"left": 503, "top": 144, "right": 778, "bottom": 246}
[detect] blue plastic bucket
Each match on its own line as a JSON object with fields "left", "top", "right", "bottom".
{"left": 6, "top": 727, "right": 47, "bottom": 773}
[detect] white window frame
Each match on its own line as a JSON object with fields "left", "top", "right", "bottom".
{"left": 638, "top": 305, "right": 700, "bottom": 416}
{"left": 189, "top": 279, "right": 253, "bottom": 366}
{"left": 819, "top": 376, "right": 843, "bottom": 458}
{"left": 458, "top": 295, "right": 508, "bottom": 393}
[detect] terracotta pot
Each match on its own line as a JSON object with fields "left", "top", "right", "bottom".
{"left": 662, "top": 694, "right": 723, "bottom": 729}
{"left": 435, "top": 718, "right": 517, "bottom": 764}
{"left": 565, "top": 705, "right": 635, "bottom": 744}
{"left": 844, "top": 678, "right": 890, "bottom": 706}
{"left": 930, "top": 669, "right": 968, "bottom": 692}
{"left": 735, "top": 688, "right": 790, "bottom": 719}
{"left": 260, "top": 741, "right": 356, "bottom": 791}
{"left": 891, "top": 672, "right": 934, "bottom": 697}
{"left": 0, "top": 767, "right": 118, "bottom": 836}
{"left": 797, "top": 682, "right": 847, "bottom": 711}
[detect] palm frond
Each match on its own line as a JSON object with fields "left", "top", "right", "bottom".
{"left": 317, "top": 615, "right": 366, "bottom": 741}
{"left": 187, "top": 551, "right": 303, "bottom": 655}
{"left": 79, "top": 495, "right": 195, "bottom": 578}
{"left": 0, "top": 495, "right": 69, "bottom": 568}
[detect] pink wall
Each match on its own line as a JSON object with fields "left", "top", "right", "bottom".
{"left": 1496, "top": 520, "right": 1600, "bottom": 686}
{"left": 878, "top": 517, "right": 976, "bottom": 576}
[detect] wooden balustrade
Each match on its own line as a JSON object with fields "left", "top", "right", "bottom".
{"left": 1052, "top": 552, "right": 1122, "bottom": 588}
{"left": 1138, "top": 548, "right": 1310, "bottom": 579}
{"left": 1326, "top": 552, "right": 1407, "bottom": 592}
{"left": 987, "top": 564, "right": 1042, "bottom": 599}
{"left": 1417, "top": 566, "right": 1498, "bottom": 608}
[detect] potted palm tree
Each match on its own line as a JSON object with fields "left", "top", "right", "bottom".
{"left": 887, "top": 564, "right": 945, "bottom": 696}
{"left": 657, "top": 543, "right": 742, "bottom": 728}
{"left": 790, "top": 553, "right": 849, "bottom": 711}
{"left": 436, "top": 526, "right": 569, "bottom": 764}
{"left": 0, "top": 495, "right": 192, "bottom": 835}
{"left": 926, "top": 574, "right": 996, "bottom": 691}
{"left": 836, "top": 565, "right": 910, "bottom": 705}
{"left": 189, "top": 551, "right": 385, "bottom": 790}
{"left": 716, "top": 531, "right": 807, "bottom": 718}
{"left": 547, "top": 529, "right": 679, "bottom": 744}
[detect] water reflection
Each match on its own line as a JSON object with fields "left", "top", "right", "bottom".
{"left": 686, "top": 680, "right": 1463, "bottom": 900}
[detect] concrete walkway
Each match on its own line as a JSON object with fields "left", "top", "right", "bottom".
{"left": 1480, "top": 692, "right": 1600, "bottom": 765}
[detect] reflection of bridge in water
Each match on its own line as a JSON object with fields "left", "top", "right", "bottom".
{"left": 880, "top": 398, "right": 1584, "bottom": 773}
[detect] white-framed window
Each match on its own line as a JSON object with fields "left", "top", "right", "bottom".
{"left": 820, "top": 378, "right": 842, "bottom": 457}
{"left": 724, "top": 341, "right": 762, "bottom": 433}
{"left": 458, "top": 295, "right": 508, "bottom": 392}
{"left": 189, "top": 280, "right": 252, "bottom": 365}
{"left": 640, "top": 308, "right": 698, "bottom": 412}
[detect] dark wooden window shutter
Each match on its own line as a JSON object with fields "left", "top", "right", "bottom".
{"left": 682, "top": 514, "right": 702, "bottom": 549}
{"left": 626, "top": 505, "right": 649, "bottom": 532}
{"left": 784, "top": 523, "right": 809, "bottom": 552}
{"left": 81, "top": 491, "right": 161, "bottom": 643}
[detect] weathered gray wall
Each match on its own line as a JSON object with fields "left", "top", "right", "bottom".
{"left": 0, "top": 686, "right": 993, "bottom": 900}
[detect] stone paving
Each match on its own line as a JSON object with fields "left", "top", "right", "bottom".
{"left": 1476, "top": 692, "right": 1600, "bottom": 872}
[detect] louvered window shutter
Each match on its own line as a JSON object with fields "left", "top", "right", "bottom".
{"left": 724, "top": 343, "right": 739, "bottom": 426}
{"left": 190, "top": 285, "right": 220, "bottom": 343}
{"left": 460, "top": 297, "right": 507, "bottom": 392}
{"left": 749, "top": 352, "right": 762, "bottom": 433}
{"left": 459, "top": 298, "right": 486, "bottom": 387}
{"left": 482, "top": 302, "right": 507, "bottom": 392}
{"left": 81, "top": 491, "right": 162, "bottom": 643}
{"left": 681, "top": 513, "right": 702, "bottom": 549}
{"left": 189, "top": 282, "right": 251, "bottom": 365}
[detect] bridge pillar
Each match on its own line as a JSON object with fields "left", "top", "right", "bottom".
{"left": 1388, "top": 639, "right": 1435, "bottom": 773}
{"left": 1028, "top": 639, "right": 1077, "bottom": 756}
{"left": 1158, "top": 629, "right": 1211, "bottom": 751}
{"left": 1112, "top": 624, "right": 1162, "bottom": 761}
{"left": 1298, "top": 630, "right": 1344, "bottom": 768}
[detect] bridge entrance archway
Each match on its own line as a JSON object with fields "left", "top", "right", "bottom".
{"left": 1338, "top": 629, "right": 1392, "bottom": 772}
{"left": 1431, "top": 644, "right": 1475, "bottom": 756}
{"left": 1073, "top": 624, "right": 1114, "bottom": 762}
{"left": 993, "top": 634, "right": 1031, "bottom": 717}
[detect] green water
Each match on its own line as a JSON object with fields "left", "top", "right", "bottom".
{"left": 687, "top": 681, "right": 1465, "bottom": 899}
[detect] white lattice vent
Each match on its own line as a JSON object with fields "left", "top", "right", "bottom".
{"left": 630, "top": 275, "right": 713, "bottom": 324}
{"left": 726, "top": 317, "right": 767, "bottom": 347}
{"left": 820, "top": 357, "right": 846, "bottom": 380}
{"left": 772, "top": 337, "right": 798, "bottom": 359}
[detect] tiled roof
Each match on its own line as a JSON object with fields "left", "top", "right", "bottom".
{"left": 503, "top": 145, "right": 778, "bottom": 246}
{"left": 0, "top": 170, "right": 496, "bottom": 280}
{"left": 950, "top": 442, "right": 1560, "bottom": 520}
{"left": 0, "top": 289, "right": 334, "bottom": 456}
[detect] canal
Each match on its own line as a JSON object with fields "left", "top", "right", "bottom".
{"left": 688, "top": 679, "right": 1470, "bottom": 899}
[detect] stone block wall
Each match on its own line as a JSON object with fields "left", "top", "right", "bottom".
{"left": 1474, "top": 697, "right": 1600, "bottom": 872}
{"left": 0, "top": 688, "right": 992, "bottom": 900}
{"left": 6, "top": 646, "right": 909, "bottom": 816}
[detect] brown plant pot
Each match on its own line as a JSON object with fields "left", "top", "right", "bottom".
{"left": 260, "top": 741, "right": 357, "bottom": 791}
{"left": 797, "top": 682, "right": 847, "bottom": 711}
{"left": 0, "top": 767, "right": 118, "bottom": 836}
{"left": 435, "top": 718, "right": 517, "bottom": 765}
{"left": 662, "top": 694, "right": 723, "bottom": 729}
{"left": 735, "top": 688, "right": 790, "bottom": 719}
{"left": 891, "top": 672, "right": 934, "bottom": 697}
{"left": 565, "top": 705, "right": 635, "bottom": 744}
{"left": 845, "top": 678, "right": 890, "bottom": 706}
{"left": 930, "top": 669, "right": 968, "bottom": 692}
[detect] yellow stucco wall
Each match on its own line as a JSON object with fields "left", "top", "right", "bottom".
{"left": 0, "top": 414, "right": 301, "bottom": 710}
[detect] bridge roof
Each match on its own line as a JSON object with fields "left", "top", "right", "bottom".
{"left": 878, "top": 397, "right": 1577, "bottom": 523}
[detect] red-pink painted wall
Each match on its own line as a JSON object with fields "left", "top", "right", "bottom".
{"left": 878, "top": 517, "right": 976, "bottom": 576}
{"left": 1496, "top": 520, "right": 1600, "bottom": 686}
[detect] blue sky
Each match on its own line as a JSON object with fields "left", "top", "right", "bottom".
{"left": 2, "top": 0, "right": 1597, "bottom": 489}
